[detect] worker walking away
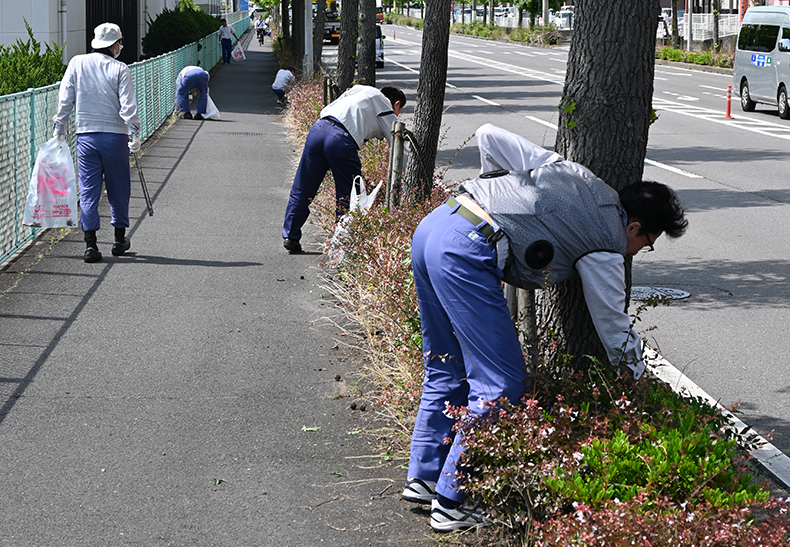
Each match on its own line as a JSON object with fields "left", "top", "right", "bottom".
{"left": 52, "top": 22, "right": 142, "bottom": 263}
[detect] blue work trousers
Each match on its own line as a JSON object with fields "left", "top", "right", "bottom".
{"left": 76, "top": 133, "right": 131, "bottom": 232}
{"left": 282, "top": 118, "right": 361, "bottom": 241}
{"left": 221, "top": 38, "right": 233, "bottom": 64}
{"left": 177, "top": 69, "right": 209, "bottom": 114}
{"left": 408, "top": 201, "right": 528, "bottom": 502}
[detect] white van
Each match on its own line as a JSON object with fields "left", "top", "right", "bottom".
{"left": 733, "top": 6, "right": 790, "bottom": 118}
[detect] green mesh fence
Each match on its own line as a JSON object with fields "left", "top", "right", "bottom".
{"left": 0, "top": 14, "right": 250, "bottom": 265}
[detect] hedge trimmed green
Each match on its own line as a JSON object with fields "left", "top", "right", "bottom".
{"left": 0, "top": 20, "right": 66, "bottom": 95}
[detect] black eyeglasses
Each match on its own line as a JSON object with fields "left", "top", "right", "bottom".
{"left": 643, "top": 232, "right": 655, "bottom": 253}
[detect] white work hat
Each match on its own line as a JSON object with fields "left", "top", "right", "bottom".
{"left": 91, "top": 23, "right": 123, "bottom": 49}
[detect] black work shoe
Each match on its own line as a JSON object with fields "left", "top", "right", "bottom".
{"left": 84, "top": 247, "right": 102, "bottom": 263}
{"left": 283, "top": 238, "right": 302, "bottom": 254}
{"left": 194, "top": 113, "right": 204, "bottom": 120}
{"left": 183, "top": 112, "right": 193, "bottom": 119}
{"left": 111, "top": 238, "right": 131, "bottom": 256}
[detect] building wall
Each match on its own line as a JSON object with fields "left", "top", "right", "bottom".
{"left": 0, "top": 0, "right": 178, "bottom": 65}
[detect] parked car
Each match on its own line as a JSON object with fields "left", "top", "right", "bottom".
{"left": 734, "top": 5, "right": 790, "bottom": 118}
{"left": 376, "top": 7, "right": 384, "bottom": 23}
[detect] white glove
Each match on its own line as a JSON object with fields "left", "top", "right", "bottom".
{"left": 53, "top": 127, "right": 65, "bottom": 140}
{"left": 129, "top": 134, "right": 141, "bottom": 154}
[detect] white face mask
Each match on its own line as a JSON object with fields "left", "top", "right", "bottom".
{"left": 113, "top": 43, "right": 123, "bottom": 58}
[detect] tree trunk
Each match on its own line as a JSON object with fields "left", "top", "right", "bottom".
{"left": 336, "top": 0, "right": 360, "bottom": 92}
{"left": 291, "top": 0, "right": 304, "bottom": 61}
{"left": 313, "top": 0, "right": 327, "bottom": 76}
{"left": 671, "top": 0, "right": 679, "bottom": 49}
{"left": 358, "top": 0, "right": 377, "bottom": 86}
{"left": 281, "top": 0, "right": 291, "bottom": 43}
{"left": 537, "top": 0, "right": 658, "bottom": 371}
{"left": 402, "top": 0, "right": 452, "bottom": 204}
{"left": 712, "top": 0, "right": 721, "bottom": 52}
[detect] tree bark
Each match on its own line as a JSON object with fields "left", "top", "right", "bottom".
{"left": 281, "top": 0, "right": 291, "bottom": 43}
{"left": 313, "top": 0, "right": 327, "bottom": 76}
{"left": 358, "top": 0, "right": 377, "bottom": 86}
{"left": 401, "top": 0, "right": 452, "bottom": 204}
{"left": 291, "top": 0, "right": 304, "bottom": 62}
{"left": 336, "top": 0, "right": 360, "bottom": 92}
{"left": 537, "top": 0, "right": 659, "bottom": 371}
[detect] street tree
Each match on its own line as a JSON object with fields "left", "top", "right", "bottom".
{"left": 402, "top": 0, "right": 453, "bottom": 203}
{"left": 539, "top": 0, "right": 661, "bottom": 370}
{"left": 336, "top": 0, "right": 359, "bottom": 92}
{"left": 312, "top": 0, "right": 327, "bottom": 76}
{"left": 280, "top": 0, "right": 291, "bottom": 43}
{"left": 358, "top": 0, "right": 377, "bottom": 86}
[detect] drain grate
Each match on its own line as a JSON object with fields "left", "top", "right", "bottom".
{"left": 223, "top": 132, "right": 267, "bottom": 137}
{"left": 631, "top": 287, "right": 690, "bottom": 301}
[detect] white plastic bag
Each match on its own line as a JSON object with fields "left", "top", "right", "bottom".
{"left": 205, "top": 95, "right": 221, "bottom": 120}
{"left": 231, "top": 43, "right": 246, "bottom": 62}
{"left": 327, "top": 176, "right": 383, "bottom": 261}
{"left": 23, "top": 137, "right": 78, "bottom": 228}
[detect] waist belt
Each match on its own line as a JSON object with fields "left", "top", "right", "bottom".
{"left": 322, "top": 116, "right": 348, "bottom": 133}
{"left": 446, "top": 196, "right": 502, "bottom": 243}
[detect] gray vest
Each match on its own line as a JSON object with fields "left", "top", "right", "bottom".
{"left": 460, "top": 162, "right": 628, "bottom": 290}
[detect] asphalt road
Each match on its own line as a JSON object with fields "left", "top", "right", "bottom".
{"left": 366, "top": 25, "right": 790, "bottom": 466}
{"left": 0, "top": 32, "right": 436, "bottom": 546}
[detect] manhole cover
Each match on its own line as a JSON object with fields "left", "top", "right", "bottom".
{"left": 631, "top": 287, "right": 690, "bottom": 301}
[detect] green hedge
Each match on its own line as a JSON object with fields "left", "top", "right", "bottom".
{"left": 142, "top": 5, "right": 221, "bottom": 59}
{"left": 655, "top": 46, "right": 734, "bottom": 68}
{"left": 0, "top": 20, "right": 66, "bottom": 95}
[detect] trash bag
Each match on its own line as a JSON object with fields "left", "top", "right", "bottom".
{"left": 327, "top": 175, "right": 382, "bottom": 261}
{"left": 23, "top": 137, "right": 78, "bottom": 228}
{"left": 231, "top": 43, "right": 246, "bottom": 62}
{"left": 205, "top": 95, "right": 221, "bottom": 120}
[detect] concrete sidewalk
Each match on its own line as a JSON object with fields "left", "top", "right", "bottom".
{"left": 0, "top": 32, "right": 432, "bottom": 546}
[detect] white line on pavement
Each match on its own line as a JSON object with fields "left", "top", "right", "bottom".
{"left": 473, "top": 95, "right": 500, "bottom": 106}
{"left": 386, "top": 58, "right": 419, "bottom": 74}
{"left": 524, "top": 116, "right": 702, "bottom": 179}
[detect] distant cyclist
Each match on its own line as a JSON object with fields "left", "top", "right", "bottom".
{"left": 256, "top": 17, "right": 267, "bottom": 45}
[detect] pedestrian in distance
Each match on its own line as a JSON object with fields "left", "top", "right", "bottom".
{"left": 219, "top": 18, "right": 238, "bottom": 65}
{"left": 52, "top": 22, "right": 142, "bottom": 263}
{"left": 272, "top": 66, "right": 295, "bottom": 104}
{"left": 256, "top": 16, "right": 268, "bottom": 45}
{"left": 281, "top": 85, "right": 406, "bottom": 254}
{"left": 176, "top": 65, "right": 210, "bottom": 120}
{"left": 402, "top": 124, "right": 688, "bottom": 532}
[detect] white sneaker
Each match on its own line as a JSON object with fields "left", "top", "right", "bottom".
{"left": 401, "top": 477, "right": 437, "bottom": 504}
{"left": 430, "top": 498, "right": 491, "bottom": 532}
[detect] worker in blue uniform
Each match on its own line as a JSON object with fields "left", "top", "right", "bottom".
{"left": 53, "top": 23, "right": 141, "bottom": 263}
{"left": 401, "top": 124, "right": 688, "bottom": 532}
{"left": 281, "top": 85, "right": 406, "bottom": 254}
{"left": 176, "top": 66, "right": 210, "bottom": 120}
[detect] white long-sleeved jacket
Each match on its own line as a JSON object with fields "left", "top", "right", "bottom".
{"left": 320, "top": 85, "right": 397, "bottom": 150}
{"left": 53, "top": 52, "right": 141, "bottom": 136}
{"left": 474, "top": 123, "right": 645, "bottom": 379}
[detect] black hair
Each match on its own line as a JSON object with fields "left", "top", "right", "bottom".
{"left": 287, "top": 66, "right": 296, "bottom": 72}
{"left": 619, "top": 180, "right": 688, "bottom": 238}
{"left": 380, "top": 86, "right": 406, "bottom": 109}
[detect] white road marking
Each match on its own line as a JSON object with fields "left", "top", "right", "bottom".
{"left": 524, "top": 116, "right": 702, "bottom": 178}
{"left": 472, "top": 95, "right": 500, "bottom": 106}
{"left": 386, "top": 58, "right": 419, "bottom": 74}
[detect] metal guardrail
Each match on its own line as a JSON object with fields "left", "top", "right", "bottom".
{"left": 0, "top": 13, "right": 250, "bottom": 266}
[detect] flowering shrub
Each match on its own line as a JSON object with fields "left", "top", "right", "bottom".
{"left": 446, "top": 361, "right": 780, "bottom": 543}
